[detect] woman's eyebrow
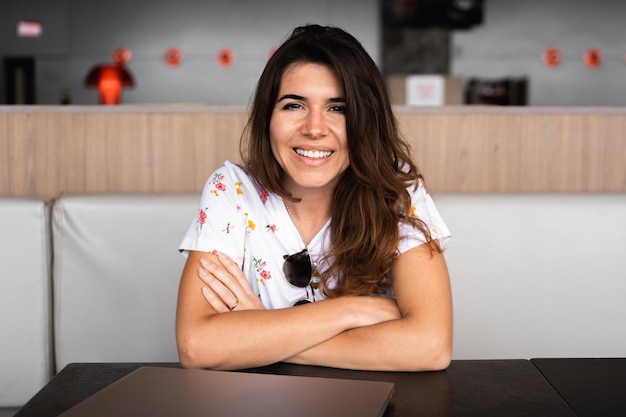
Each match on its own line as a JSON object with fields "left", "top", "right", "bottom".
{"left": 277, "top": 94, "right": 303, "bottom": 102}
{"left": 276, "top": 94, "right": 346, "bottom": 103}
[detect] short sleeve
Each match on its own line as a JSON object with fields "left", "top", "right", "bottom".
{"left": 396, "top": 179, "right": 451, "bottom": 255}
{"left": 178, "top": 163, "right": 248, "bottom": 265}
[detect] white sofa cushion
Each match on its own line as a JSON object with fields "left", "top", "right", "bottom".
{"left": 435, "top": 193, "right": 626, "bottom": 359}
{"left": 0, "top": 198, "right": 52, "bottom": 407}
{"left": 49, "top": 192, "right": 626, "bottom": 370}
{"left": 52, "top": 194, "right": 199, "bottom": 370}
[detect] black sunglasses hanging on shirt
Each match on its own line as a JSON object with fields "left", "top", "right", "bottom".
{"left": 282, "top": 248, "right": 320, "bottom": 305}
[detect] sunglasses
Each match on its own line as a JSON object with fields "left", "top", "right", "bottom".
{"left": 283, "top": 248, "right": 320, "bottom": 305}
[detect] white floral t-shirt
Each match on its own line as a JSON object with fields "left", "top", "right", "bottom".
{"left": 179, "top": 161, "right": 451, "bottom": 309}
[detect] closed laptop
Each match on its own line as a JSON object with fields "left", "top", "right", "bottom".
{"left": 59, "top": 366, "right": 394, "bottom": 417}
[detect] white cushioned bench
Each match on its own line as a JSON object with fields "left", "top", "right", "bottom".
{"left": 0, "top": 198, "right": 52, "bottom": 407}
{"left": 51, "top": 192, "right": 626, "bottom": 365}
{"left": 436, "top": 193, "right": 626, "bottom": 359}
{"left": 51, "top": 194, "right": 199, "bottom": 370}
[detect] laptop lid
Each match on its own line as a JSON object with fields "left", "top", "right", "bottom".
{"left": 59, "top": 366, "right": 395, "bottom": 417}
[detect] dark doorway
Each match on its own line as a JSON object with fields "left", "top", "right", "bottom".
{"left": 2, "top": 57, "right": 36, "bottom": 104}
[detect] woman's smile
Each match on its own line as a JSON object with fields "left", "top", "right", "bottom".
{"left": 294, "top": 148, "right": 334, "bottom": 159}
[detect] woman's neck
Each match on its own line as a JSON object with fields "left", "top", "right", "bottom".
{"left": 284, "top": 195, "right": 331, "bottom": 246}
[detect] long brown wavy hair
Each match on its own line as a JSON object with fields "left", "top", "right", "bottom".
{"left": 241, "top": 24, "right": 438, "bottom": 297}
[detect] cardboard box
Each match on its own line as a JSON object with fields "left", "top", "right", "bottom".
{"left": 386, "top": 74, "right": 464, "bottom": 106}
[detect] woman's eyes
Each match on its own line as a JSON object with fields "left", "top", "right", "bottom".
{"left": 329, "top": 104, "right": 346, "bottom": 113}
{"left": 282, "top": 102, "right": 302, "bottom": 110}
{"left": 281, "top": 102, "right": 346, "bottom": 113}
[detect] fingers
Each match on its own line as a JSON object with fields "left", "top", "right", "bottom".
{"left": 199, "top": 269, "right": 239, "bottom": 313}
{"left": 199, "top": 252, "right": 245, "bottom": 290}
{"left": 197, "top": 252, "right": 264, "bottom": 312}
{"left": 198, "top": 257, "right": 240, "bottom": 312}
{"left": 201, "top": 286, "right": 238, "bottom": 314}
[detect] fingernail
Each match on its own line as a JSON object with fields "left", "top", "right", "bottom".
{"left": 200, "top": 258, "right": 211, "bottom": 267}
{"left": 198, "top": 268, "right": 208, "bottom": 278}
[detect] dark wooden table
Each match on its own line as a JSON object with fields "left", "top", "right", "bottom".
{"left": 15, "top": 360, "right": 575, "bottom": 417}
{"left": 532, "top": 358, "right": 626, "bottom": 417}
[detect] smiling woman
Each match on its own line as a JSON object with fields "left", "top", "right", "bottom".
{"left": 175, "top": 24, "right": 453, "bottom": 372}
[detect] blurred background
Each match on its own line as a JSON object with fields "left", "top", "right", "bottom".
{"left": 1, "top": 0, "right": 624, "bottom": 106}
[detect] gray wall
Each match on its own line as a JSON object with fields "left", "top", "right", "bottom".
{"left": 452, "top": 0, "right": 626, "bottom": 106}
{"left": 0, "top": 0, "right": 380, "bottom": 105}
{"left": 1, "top": 0, "right": 625, "bottom": 105}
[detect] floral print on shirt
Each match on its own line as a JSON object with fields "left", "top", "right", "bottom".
{"left": 208, "top": 173, "right": 227, "bottom": 197}
{"left": 253, "top": 256, "right": 272, "bottom": 285}
{"left": 259, "top": 188, "right": 269, "bottom": 204}
{"left": 235, "top": 181, "right": 244, "bottom": 195}
{"left": 197, "top": 207, "right": 208, "bottom": 231}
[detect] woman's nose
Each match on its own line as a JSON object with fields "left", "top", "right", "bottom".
{"left": 302, "top": 109, "right": 328, "bottom": 138}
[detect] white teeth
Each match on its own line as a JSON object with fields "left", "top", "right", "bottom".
{"left": 295, "top": 149, "right": 333, "bottom": 159}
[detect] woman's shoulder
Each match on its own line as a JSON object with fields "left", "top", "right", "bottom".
{"left": 216, "top": 160, "right": 252, "bottom": 180}
{"left": 207, "top": 161, "right": 258, "bottom": 190}
{"left": 204, "top": 161, "right": 274, "bottom": 205}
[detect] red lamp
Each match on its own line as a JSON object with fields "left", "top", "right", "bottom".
{"left": 84, "top": 63, "right": 135, "bottom": 105}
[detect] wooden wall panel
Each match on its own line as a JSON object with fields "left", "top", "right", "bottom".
{"left": 0, "top": 106, "right": 246, "bottom": 198}
{"left": 1, "top": 105, "right": 624, "bottom": 198}
{"left": 397, "top": 108, "right": 626, "bottom": 193}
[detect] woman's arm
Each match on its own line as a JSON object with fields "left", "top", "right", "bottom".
{"left": 285, "top": 243, "right": 453, "bottom": 371}
{"left": 175, "top": 251, "right": 401, "bottom": 370}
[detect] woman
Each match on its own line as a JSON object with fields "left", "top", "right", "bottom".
{"left": 176, "top": 24, "right": 452, "bottom": 372}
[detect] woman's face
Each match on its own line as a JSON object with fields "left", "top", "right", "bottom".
{"left": 269, "top": 62, "right": 349, "bottom": 198}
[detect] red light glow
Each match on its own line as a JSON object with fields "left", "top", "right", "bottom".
{"left": 84, "top": 64, "right": 135, "bottom": 105}
{"left": 584, "top": 48, "right": 602, "bottom": 68}
{"left": 217, "top": 48, "right": 234, "bottom": 68}
{"left": 165, "top": 48, "right": 182, "bottom": 67}
{"left": 98, "top": 67, "right": 123, "bottom": 105}
{"left": 112, "top": 48, "right": 132, "bottom": 66}
{"left": 542, "top": 48, "right": 561, "bottom": 68}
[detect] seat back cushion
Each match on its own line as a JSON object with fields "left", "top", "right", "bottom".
{"left": 52, "top": 194, "right": 198, "bottom": 370}
{"left": 0, "top": 198, "right": 52, "bottom": 406}
{"left": 435, "top": 194, "right": 626, "bottom": 359}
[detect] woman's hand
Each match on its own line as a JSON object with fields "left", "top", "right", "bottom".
{"left": 198, "top": 252, "right": 265, "bottom": 313}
